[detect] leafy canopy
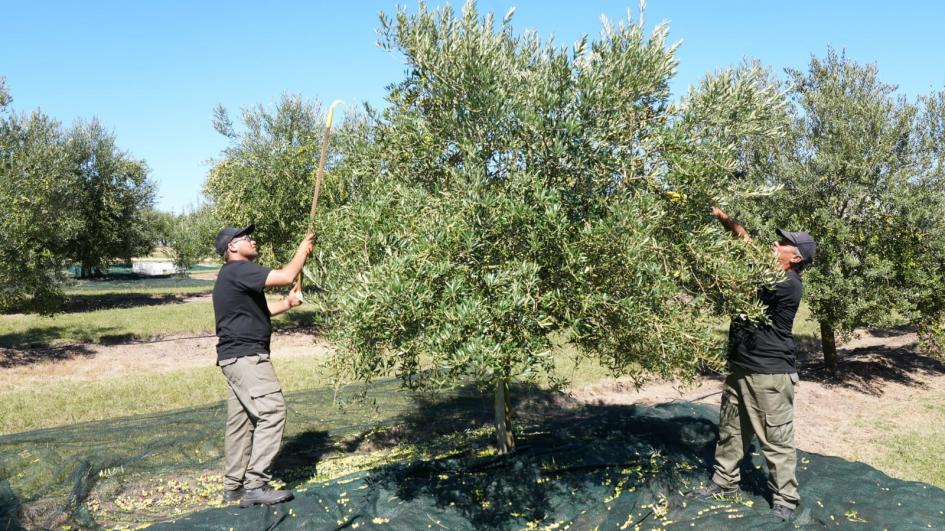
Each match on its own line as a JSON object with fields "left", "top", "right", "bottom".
{"left": 165, "top": 204, "right": 218, "bottom": 273}
{"left": 63, "top": 120, "right": 155, "bottom": 277}
{"left": 0, "top": 88, "right": 79, "bottom": 312}
{"left": 309, "top": 2, "right": 786, "bottom": 396}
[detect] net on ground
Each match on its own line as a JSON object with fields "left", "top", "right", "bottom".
{"left": 2, "top": 381, "right": 943, "bottom": 530}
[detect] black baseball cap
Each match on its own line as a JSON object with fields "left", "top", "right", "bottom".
{"left": 776, "top": 228, "right": 816, "bottom": 265}
{"left": 215, "top": 224, "right": 254, "bottom": 256}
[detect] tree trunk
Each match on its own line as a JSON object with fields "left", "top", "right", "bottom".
{"left": 493, "top": 378, "right": 515, "bottom": 454}
{"left": 820, "top": 320, "right": 839, "bottom": 374}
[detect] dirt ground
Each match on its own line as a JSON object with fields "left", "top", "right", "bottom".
{"left": 0, "top": 329, "right": 331, "bottom": 388}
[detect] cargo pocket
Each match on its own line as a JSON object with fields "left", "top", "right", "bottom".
{"left": 249, "top": 369, "right": 283, "bottom": 420}
{"left": 764, "top": 408, "right": 794, "bottom": 446}
{"left": 248, "top": 354, "right": 282, "bottom": 399}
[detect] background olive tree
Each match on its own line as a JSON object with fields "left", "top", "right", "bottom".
{"left": 308, "top": 3, "right": 786, "bottom": 452}
{"left": 892, "top": 86, "right": 945, "bottom": 357}
{"left": 1, "top": 79, "right": 157, "bottom": 310}
{"left": 762, "top": 49, "right": 945, "bottom": 371}
{"left": 63, "top": 120, "right": 156, "bottom": 277}
{"left": 165, "top": 205, "right": 217, "bottom": 273}
{"left": 204, "top": 95, "right": 330, "bottom": 267}
{"left": 0, "top": 79, "right": 81, "bottom": 313}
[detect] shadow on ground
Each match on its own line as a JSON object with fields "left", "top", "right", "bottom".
{"left": 0, "top": 341, "right": 96, "bottom": 368}
{"left": 64, "top": 382, "right": 937, "bottom": 531}
{"left": 58, "top": 293, "right": 197, "bottom": 313}
{"left": 797, "top": 328, "right": 945, "bottom": 396}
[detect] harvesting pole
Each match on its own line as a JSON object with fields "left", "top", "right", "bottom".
{"left": 294, "top": 99, "right": 344, "bottom": 298}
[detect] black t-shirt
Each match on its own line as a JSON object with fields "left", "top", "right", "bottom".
{"left": 727, "top": 270, "right": 803, "bottom": 374}
{"left": 212, "top": 260, "right": 273, "bottom": 362}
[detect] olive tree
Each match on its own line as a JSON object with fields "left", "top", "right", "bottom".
{"left": 165, "top": 205, "right": 217, "bottom": 273}
{"left": 204, "top": 95, "right": 330, "bottom": 267}
{"left": 900, "top": 88, "right": 945, "bottom": 356}
{"left": 773, "top": 49, "right": 940, "bottom": 371}
{"left": 0, "top": 80, "right": 82, "bottom": 313}
{"left": 63, "top": 120, "right": 155, "bottom": 277}
{"left": 308, "top": 3, "right": 786, "bottom": 452}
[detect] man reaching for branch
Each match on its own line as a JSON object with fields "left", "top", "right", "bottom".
{"left": 212, "top": 224, "right": 314, "bottom": 507}
{"left": 696, "top": 207, "right": 816, "bottom": 522}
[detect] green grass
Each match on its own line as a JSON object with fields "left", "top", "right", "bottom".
{"left": 62, "top": 275, "right": 215, "bottom": 296}
{"left": 878, "top": 398, "right": 945, "bottom": 489}
{"left": 0, "top": 356, "right": 335, "bottom": 435}
{"left": 1, "top": 300, "right": 317, "bottom": 348}
{"left": 1, "top": 302, "right": 216, "bottom": 347}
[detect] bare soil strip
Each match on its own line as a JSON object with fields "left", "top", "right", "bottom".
{"left": 0, "top": 330, "right": 330, "bottom": 388}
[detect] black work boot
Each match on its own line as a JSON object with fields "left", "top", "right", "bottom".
{"left": 221, "top": 486, "right": 244, "bottom": 504}
{"left": 694, "top": 481, "right": 741, "bottom": 499}
{"left": 771, "top": 504, "right": 795, "bottom": 521}
{"left": 239, "top": 484, "right": 294, "bottom": 507}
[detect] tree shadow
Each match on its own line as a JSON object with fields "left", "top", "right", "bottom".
{"left": 800, "top": 340, "right": 945, "bottom": 396}
{"left": 273, "top": 430, "right": 333, "bottom": 486}
{"left": 794, "top": 332, "right": 822, "bottom": 365}
{"left": 0, "top": 480, "right": 23, "bottom": 531}
{"left": 0, "top": 341, "right": 96, "bottom": 368}
{"left": 0, "top": 324, "right": 120, "bottom": 350}
{"left": 272, "top": 311, "right": 322, "bottom": 331}
{"left": 331, "top": 384, "right": 768, "bottom": 529}
{"left": 864, "top": 325, "right": 913, "bottom": 338}
{"left": 57, "top": 293, "right": 194, "bottom": 313}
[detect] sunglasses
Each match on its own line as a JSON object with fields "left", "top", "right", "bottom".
{"left": 230, "top": 235, "right": 255, "bottom": 244}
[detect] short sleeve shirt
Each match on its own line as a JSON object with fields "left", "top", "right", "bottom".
{"left": 727, "top": 270, "right": 803, "bottom": 374}
{"left": 212, "top": 260, "right": 273, "bottom": 362}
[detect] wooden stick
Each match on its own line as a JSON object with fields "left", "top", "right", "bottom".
{"left": 294, "top": 99, "right": 344, "bottom": 296}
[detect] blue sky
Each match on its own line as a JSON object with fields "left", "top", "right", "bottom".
{"left": 4, "top": 1, "right": 945, "bottom": 213}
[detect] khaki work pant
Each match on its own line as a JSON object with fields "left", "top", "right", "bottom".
{"left": 219, "top": 353, "right": 287, "bottom": 491}
{"left": 711, "top": 369, "right": 800, "bottom": 510}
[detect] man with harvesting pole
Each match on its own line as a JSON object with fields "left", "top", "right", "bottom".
{"left": 212, "top": 98, "right": 339, "bottom": 507}
{"left": 696, "top": 207, "right": 816, "bottom": 522}
{"left": 213, "top": 224, "right": 314, "bottom": 506}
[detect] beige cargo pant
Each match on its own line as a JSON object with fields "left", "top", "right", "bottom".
{"left": 219, "top": 353, "right": 287, "bottom": 491}
{"left": 711, "top": 368, "right": 800, "bottom": 510}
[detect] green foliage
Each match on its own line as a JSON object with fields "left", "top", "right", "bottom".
{"left": 140, "top": 208, "right": 175, "bottom": 248}
{"left": 165, "top": 205, "right": 217, "bottom": 272}
{"left": 909, "top": 88, "right": 945, "bottom": 354}
{"left": 309, "top": 1, "right": 785, "bottom": 431}
{"left": 1, "top": 81, "right": 158, "bottom": 312}
{"left": 0, "top": 77, "right": 10, "bottom": 110}
{"left": 63, "top": 120, "right": 156, "bottom": 277}
{"left": 0, "top": 101, "right": 80, "bottom": 313}
{"left": 204, "top": 95, "right": 330, "bottom": 267}
{"left": 759, "top": 49, "right": 945, "bottom": 359}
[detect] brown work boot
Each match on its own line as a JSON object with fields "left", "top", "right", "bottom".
{"left": 239, "top": 484, "right": 294, "bottom": 507}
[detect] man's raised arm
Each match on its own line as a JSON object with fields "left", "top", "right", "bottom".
{"left": 265, "top": 233, "right": 315, "bottom": 287}
{"left": 711, "top": 206, "right": 752, "bottom": 243}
